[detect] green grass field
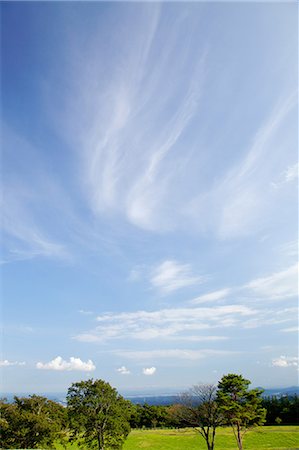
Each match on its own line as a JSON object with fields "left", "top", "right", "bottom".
{"left": 122, "top": 426, "right": 299, "bottom": 450}
{"left": 54, "top": 426, "right": 299, "bottom": 449}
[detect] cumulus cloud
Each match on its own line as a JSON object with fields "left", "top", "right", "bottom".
{"left": 143, "top": 367, "right": 156, "bottom": 375}
{"left": 0, "top": 360, "right": 25, "bottom": 367}
{"left": 150, "top": 260, "right": 206, "bottom": 294}
{"left": 36, "top": 356, "right": 95, "bottom": 371}
{"left": 117, "top": 366, "right": 131, "bottom": 375}
{"left": 272, "top": 356, "right": 298, "bottom": 368}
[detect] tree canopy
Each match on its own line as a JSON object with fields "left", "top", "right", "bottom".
{"left": 217, "top": 374, "right": 266, "bottom": 450}
{"left": 67, "top": 378, "right": 133, "bottom": 450}
{"left": 0, "top": 395, "right": 67, "bottom": 449}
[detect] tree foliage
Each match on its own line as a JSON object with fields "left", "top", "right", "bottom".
{"left": 0, "top": 395, "right": 67, "bottom": 449}
{"left": 217, "top": 374, "right": 266, "bottom": 450}
{"left": 67, "top": 379, "right": 132, "bottom": 450}
{"left": 262, "top": 394, "right": 299, "bottom": 425}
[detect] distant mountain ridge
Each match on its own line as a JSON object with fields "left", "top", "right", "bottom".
{"left": 1, "top": 386, "right": 298, "bottom": 406}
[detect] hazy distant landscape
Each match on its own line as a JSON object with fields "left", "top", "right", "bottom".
{"left": 1, "top": 1, "right": 298, "bottom": 448}
{"left": 2, "top": 385, "right": 299, "bottom": 406}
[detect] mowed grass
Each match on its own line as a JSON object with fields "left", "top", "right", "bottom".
{"left": 122, "top": 426, "right": 299, "bottom": 450}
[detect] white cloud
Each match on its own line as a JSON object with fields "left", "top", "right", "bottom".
{"left": 0, "top": 360, "right": 25, "bottom": 367}
{"left": 279, "top": 240, "right": 298, "bottom": 258}
{"left": 143, "top": 367, "right": 156, "bottom": 375}
{"left": 78, "top": 309, "right": 93, "bottom": 315}
{"left": 245, "top": 263, "right": 298, "bottom": 300}
{"left": 150, "top": 260, "right": 206, "bottom": 294}
{"left": 272, "top": 356, "right": 298, "bottom": 368}
{"left": 75, "top": 264, "right": 297, "bottom": 348}
{"left": 281, "top": 326, "right": 298, "bottom": 333}
{"left": 242, "top": 307, "right": 297, "bottom": 329}
{"left": 74, "top": 304, "right": 255, "bottom": 344}
{"left": 117, "top": 349, "right": 236, "bottom": 361}
{"left": 190, "top": 288, "right": 231, "bottom": 304}
{"left": 128, "top": 268, "right": 142, "bottom": 282}
{"left": 117, "top": 366, "right": 131, "bottom": 375}
{"left": 74, "top": 334, "right": 102, "bottom": 343}
{"left": 190, "top": 263, "right": 298, "bottom": 306}
{"left": 1, "top": 128, "right": 71, "bottom": 263}
{"left": 187, "top": 93, "right": 297, "bottom": 238}
{"left": 272, "top": 162, "right": 298, "bottom": 188}
{"left": 36, "top": 356, "right": 95, "bottom": 372}
{"left": 54, "top": 6, "right": 209, "bottom": 233}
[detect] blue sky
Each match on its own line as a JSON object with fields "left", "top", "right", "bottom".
{"left": 1, "top": 2, "right": 298, "bottom": 394}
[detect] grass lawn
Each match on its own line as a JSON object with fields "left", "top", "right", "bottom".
{"left": 122, "top": 426, "right": 299, "bottom": 450}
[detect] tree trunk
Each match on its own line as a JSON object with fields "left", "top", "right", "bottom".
{"left": 236, "top": 424, "right": 243, "bottom": 450}
{"left": 97, "top": 431, "right": 104, "bottom": 450}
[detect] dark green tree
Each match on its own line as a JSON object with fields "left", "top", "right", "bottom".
{"left": 0, "top": 395, "right": 67, "bottom": 449}
{"left": 217, "top": 374, "right": 266, "bottom": 450}
{"left": 169, "top": 384, "right": 223, "bottom": 450}
{"left": 67, "top": 379, "right": 132, "bottom": 450}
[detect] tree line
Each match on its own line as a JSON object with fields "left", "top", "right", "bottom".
{"left": 0, "top": 373, "right": 298, "bottom": 450}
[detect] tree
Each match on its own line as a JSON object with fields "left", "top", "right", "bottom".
{"left": 0, "top": 395, "right": 67, "bottom": 449}
{"left": 217, "top": 374, "right": 266, "bottom": 450}
{"left": 67, "top": 379, "right": 132, "bottom": 450}
{"left": 169, "top": 384, "right": 223, "bottom": 450}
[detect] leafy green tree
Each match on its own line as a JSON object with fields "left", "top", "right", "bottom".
{"left": 262, "top": 394, "right": 299, "bottom": 425}
{"left": 129, "top": 404, "right": 172, "bottom": 429}
{"left": 217, "top": 374, "right": 266, "bottom": 450}
{"left": 67, "top": 379, "right": 132, "bottom": 450}
{"left": 169, "top": 384, "right": 223, "bottom": 450}
{"left": 0, "top": 395, "right": 67, "bottom": 449}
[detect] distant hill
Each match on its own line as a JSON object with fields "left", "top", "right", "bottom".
{"left": 1, "top": 386, "right": 298, "bottom": 406}
{"left": 262, "top": 386, "right": 299, "bottom": 398}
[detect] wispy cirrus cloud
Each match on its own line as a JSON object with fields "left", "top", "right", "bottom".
{"left": 74, "top": 304, "right": 255, "bottom": 344}
{"left": 54, "top": 5, "right": 208, "bottom": 233}
{"left": 190, "top": 263, "right": 298, "bottom": 305}
{"left": 0, "top": 360, "right": 26, "bottom": 367}
{"left": 280, "top": 326, "right": 298, "bottom": 333}
{"left": 74, "top": 263, "right": 297, "bottom": 351}
{"left": 271, "top": 162, "right": 298, "bottom": 188}
{"left": 245, "top": 263, "right": 298, "bottom": 300}
{"left": 279, "top": 240, "right": 298, "bottom": 259}
{"left": 187, "top": 93, "right": 297, "bottom": 238}
{"left": 150, "top": 260, "right": 206, "bottom": 294}
{"left": 190, "top": 288, "right": 231, "bottom": 305}
{"left": 116, "top": 349, "right": 237, "bottom": 361}
{"left": 1, "top": 127, "right": 72, "bottom": 263}
{"left": 36, "top": 356, "right": 95, "bottom": 371}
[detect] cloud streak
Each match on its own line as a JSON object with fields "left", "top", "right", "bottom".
{"left": 0, "top": 360, "right": 26, "bottom": 367}
{"left": 187, "top": 93, "right": 297, "bottom": 238}
{"left": 116, "top": 349, "right": 237, "bottom": 361}
{"left": 75, "top": 304, "right": 255, "bottom": 343}
{"left": 150, "top": 260, "right": 206, "bottom": 294}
